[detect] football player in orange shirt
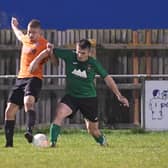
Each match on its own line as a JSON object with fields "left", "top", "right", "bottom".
{"left": 4, "top": 17, "right": 57, "bottom": 147}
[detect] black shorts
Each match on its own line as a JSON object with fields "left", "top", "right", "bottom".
{"left": 60, "top": 95, "right": 98, "bottom": 122}
{"left": 8, "top": 77, "right": 42, "bottom": 107}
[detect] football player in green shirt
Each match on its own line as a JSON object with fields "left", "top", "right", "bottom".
{"left": 30, "top": 39, "right": 129, "bottom": 147}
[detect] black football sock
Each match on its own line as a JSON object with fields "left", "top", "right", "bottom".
{"left": 26, "top": 110, "right": 36, "bottom": 134}
{"left": 4, "top": 120, "right": 15, "bottom": 147}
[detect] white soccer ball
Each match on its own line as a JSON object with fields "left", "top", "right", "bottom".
{"left": 32, "top": 133, "right": 49, "bottom": 148}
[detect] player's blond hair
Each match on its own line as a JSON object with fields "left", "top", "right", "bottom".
{"left": 28, "top": 19, "right": 41, "bottom": 28}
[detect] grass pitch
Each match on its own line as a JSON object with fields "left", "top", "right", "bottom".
{"left": 0, "top": 129, "right": 168, "bottom": 168}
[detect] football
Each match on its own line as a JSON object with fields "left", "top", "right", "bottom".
{"left": 32, "top": 133, "right": 49, "bottom": 148}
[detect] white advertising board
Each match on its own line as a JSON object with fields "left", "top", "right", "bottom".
{"left": 142, "top": 80, "right": 168, "bottom": 131}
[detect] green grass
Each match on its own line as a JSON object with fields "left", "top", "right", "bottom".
{"left": 0, "top": 129, "right": 168, "bottom": 168}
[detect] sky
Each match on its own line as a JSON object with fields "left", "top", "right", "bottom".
{"left": 0, "top": 0, "right": 168, "bottom": 29}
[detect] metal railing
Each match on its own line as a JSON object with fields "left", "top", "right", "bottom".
{"left": 0, "top": 74, "right": 168, "bottom": 79}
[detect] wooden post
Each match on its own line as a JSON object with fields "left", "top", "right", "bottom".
{"left": 133, "top": 31, "right": 139, "bottom": 125}
{"left": 145, "top": 30, "right": 152, "bottom": 75}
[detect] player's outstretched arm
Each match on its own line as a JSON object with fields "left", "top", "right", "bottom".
{"left": 29, "top": 43, "right": 58, "bottom": 73}
{"left": 29, "top": 49, "right": 50, "bottom": 73}
{"left": 11, "top": 17, "right": 24, "bottom": 41}
{"left": 50, "top": 53, "right": 59, "bottom": 66}
{"left": 47, "top": 43, "right": 59, "bottom": 66}
{"left": 104, "top": 75, "right": 129, "bottom": 107}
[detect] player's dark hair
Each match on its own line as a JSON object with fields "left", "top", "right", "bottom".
{"left": 78, "top": 39, "right": 91, "bottom": 49}
{"left": 28, "top": 19, "right": 41, "bottom": 28}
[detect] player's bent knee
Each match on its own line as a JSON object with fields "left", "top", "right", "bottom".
{"left": 55, "top": 110, "right": 69, "bottom": 120}
{"left": 24, "top": 97, "right": 35, "bottom": 111}
{"left": 24, "top": 96, "right": 35, "bottom": 106}
{"left": 53, "top": 109, "right": 72, "bottom": 125}
{"left": 56, "top": 103, "right": 72, "bottom": 118}
{"left": 5, "top": 103, "right": 18, "bottom": 120}
{"left": 24, "top": 102, "right": 34, "bottom": 111}
{"left": 5, "top": 110, "right": 14, "bottom": 119}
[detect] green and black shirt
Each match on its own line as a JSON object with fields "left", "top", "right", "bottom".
{"left": 54, "top": 48, "right": 108, "bottom": 98}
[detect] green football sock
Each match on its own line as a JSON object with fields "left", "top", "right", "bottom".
{"left": 50, "top": 123, "right": 61, "bottom": 143}
{"left": 93, "top": 134, "right": 106, "bottom": 145}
